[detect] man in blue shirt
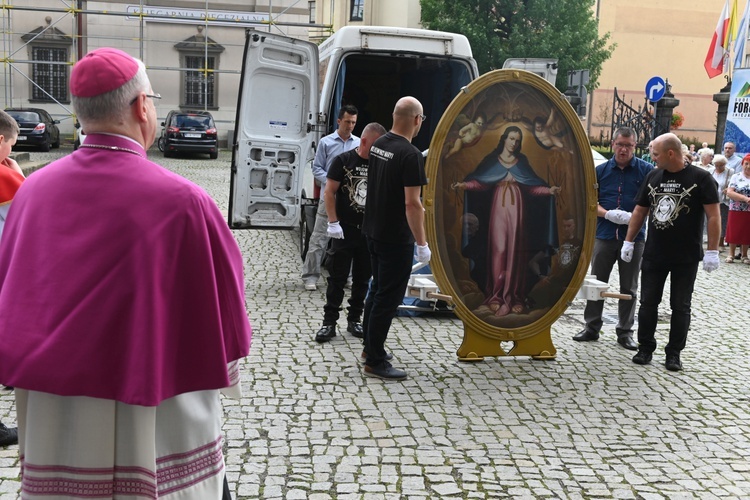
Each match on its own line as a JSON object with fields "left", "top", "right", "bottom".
{"left": 574, "top": 127, "right": 653, "bottom": 350}
{"left": 301, "top": 105, "right": 359, "bottom": 290}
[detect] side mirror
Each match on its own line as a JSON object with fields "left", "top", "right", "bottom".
{"left": 161, "top": 121, "right": 165, "bottom": 126}
{"left": 53, "top": 120, "right": 60, "bottom": 124}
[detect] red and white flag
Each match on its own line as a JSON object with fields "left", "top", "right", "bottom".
{"left": 705, "top": 0, "right": 736, "bottom": 78}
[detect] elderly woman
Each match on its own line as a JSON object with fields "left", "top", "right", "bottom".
{"left": 694, "top": 150, "right": 714, "bottom": 169}
{"left": 709, "top": 154, "right": 734, "bottom": 250}
{"left": 725, "top": 153, "right": 750, "bottom": 263}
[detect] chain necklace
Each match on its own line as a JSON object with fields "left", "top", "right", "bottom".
{"left": 79, "top": 143, "right": 145, "bottom": 158}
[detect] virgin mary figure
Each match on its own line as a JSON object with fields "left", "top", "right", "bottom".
{"left": 453, "top": 125, "right": 559, "bottom": 316}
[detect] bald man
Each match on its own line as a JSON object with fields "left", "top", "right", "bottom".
{"left": 622, "top": 133, "right": 720, "bottom": 372}
{"left": 361, "top": 97, "right": 430, "bottom": 381}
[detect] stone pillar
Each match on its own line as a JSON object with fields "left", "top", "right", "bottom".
{"left": 650, "top": 80, "right": 679, "bottom": 139}
{"left": 713, "top": 78, "right": 732, "bottom": 149}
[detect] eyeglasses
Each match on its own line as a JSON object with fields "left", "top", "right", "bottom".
{"left": 613, "top": 142, "right": 635, "bottom": 149}
{"left": 129, "top": 93, "right": 162, "bottom": 105}
{"left": 417, "top": 114, "right": 426, "bottom": 121}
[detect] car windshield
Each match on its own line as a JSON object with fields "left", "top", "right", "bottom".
{"left": 7, "top": 111, "right": 40, "bottom": 122}
{"left": 174, "top": 115, "right": 212, "bottom": 128}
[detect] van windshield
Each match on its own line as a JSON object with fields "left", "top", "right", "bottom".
{"left": 327, "top": 53, "right": 473, "bottom": 151}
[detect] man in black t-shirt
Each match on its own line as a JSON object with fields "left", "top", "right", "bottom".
{"left": 622, "top": 133, "right": 720, "bottom": 372}
{"left": 361, "top": 97, "right": 431, "bottom": 381}
{"left": 314, "top": 122, "right": 387, "bottom": 344}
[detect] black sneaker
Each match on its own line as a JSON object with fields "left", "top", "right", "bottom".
{"left": 632, "top": 350, "right": 652, "bottom": 365}
{"left": 0, "top": 423, "right": 18, "bottom": 447}
{"left": 314, "top": 325, "right": 336, "bottom": 343}
{"left": 346, "top": 321, "right": 364, "bottom": 338}
{"left": 665, "top": 354, "right": 682, "bottom": 372}
{"left": 363, "top": 361, "right": 407, "bottom": 381}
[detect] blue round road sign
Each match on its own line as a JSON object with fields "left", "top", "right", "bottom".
{"left": 646, "top": 76, "right": 666, "bottom": 102}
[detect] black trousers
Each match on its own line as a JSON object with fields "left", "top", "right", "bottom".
{"left": 223, "top": 475, "right": 232, "bottom": 499}
{"left": 363, "top": 238, "right": 413, "bottom": 366}
{"left": 636, "top": 260, "right": 698, "bottom": 356}
{"left": 323, "top": 226, "right": 371, "bottom": 325}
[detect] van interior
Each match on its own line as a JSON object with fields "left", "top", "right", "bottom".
{"left": 324, "top": 53, "right": 474, "bottom": 151}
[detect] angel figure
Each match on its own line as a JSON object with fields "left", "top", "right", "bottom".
{"left": 520, "top": 107, "right": 568, "bottom": 151}
{"left": 445, "top": 112, "right": 486, "bottom": 158}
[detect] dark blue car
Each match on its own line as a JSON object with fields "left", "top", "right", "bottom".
{"left": 6, "top": 108, "right": 61, "bottom": 152}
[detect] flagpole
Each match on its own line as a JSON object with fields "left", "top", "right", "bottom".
{"left": 733, "top": 0, "right": 750, "bottom": 71}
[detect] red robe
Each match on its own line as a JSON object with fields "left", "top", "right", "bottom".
{"left": 0, "top": 134, "right": 251, "bottom": 406}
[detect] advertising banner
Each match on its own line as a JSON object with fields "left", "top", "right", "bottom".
{"left": 724, "top": 68, "right": 750, "bottom": 152}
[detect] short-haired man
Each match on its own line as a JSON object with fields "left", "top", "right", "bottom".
{"left": 0, "top": 48, "right": 251, "bottom": 497}
{"left": 623, "top": 133, "right": 720, "bottom": 371}
{"left": 723, "top": 141, "right": 742, "bottom": 172}
{"left": 302, "top": 105, "right": 359, "bottom": 290}
{"left": 314, "top": 122, "right": 387, "bottom": 343}
{"left": 362, "top": 97, "right": 431, "bottom": 381}
{"left": 574, "top": 127, "right": 653, "bottom": 350}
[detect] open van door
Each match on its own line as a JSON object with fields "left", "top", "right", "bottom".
{"left": 229, "top": 30, "right": 319, "bottom": 230}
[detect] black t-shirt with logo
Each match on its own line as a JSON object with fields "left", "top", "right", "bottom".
{"left": 635, "top": 165, "right": 719, "bottom": 265}
{"left": 362, "top": 132, "right": 427, "bottom": 244}
{"left": 327, "top": 148, "right": 369, "bottom": 227}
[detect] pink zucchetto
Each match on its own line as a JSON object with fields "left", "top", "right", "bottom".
{"left": 70, "top": 48, "right": 139, "bottom": 98}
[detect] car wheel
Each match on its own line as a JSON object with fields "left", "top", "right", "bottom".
{"left": 40, "top": 135, "right": 51, "bottom": 152}
{"left": 52, "top": 134, "right": 60, "bottom": 148}
{"left": 209, "top": 150, "right": 218, "bottom": 160}
{"left": 158, "top": 136, "right": 165, "bottom": 152}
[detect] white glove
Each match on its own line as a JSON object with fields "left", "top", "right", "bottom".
{"left": 326, "top": 221, "right": 344, "bottom": 239}
{"left": 620, "top": 241, "right": 635, "bottom": 263}
{"left": 416, "top": 243, "right": 431, "bottom": 264}
{"left": 703, "top": 250, "right": 719, "bottom": 273}
{"left": 605, "top": 209, "right": 632, "bottom": 225}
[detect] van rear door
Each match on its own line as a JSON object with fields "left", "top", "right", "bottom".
{"left": 229, "top": 30, "right": 319, "bottom": 230}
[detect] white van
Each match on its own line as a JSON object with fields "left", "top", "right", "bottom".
{"left": 228, "top": 26, "right": 479, "bottom": 254}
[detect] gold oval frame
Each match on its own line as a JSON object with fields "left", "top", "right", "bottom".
{"left": 423, "top": 69, "right": 597, "bottom": 344}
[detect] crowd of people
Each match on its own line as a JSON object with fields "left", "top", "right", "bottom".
{"left": 307, "top": 97, "right": 431, "bottom": 382}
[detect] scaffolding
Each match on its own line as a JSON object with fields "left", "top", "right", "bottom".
{"left": 1, "top": 0, "right": 331, "bottom": 139}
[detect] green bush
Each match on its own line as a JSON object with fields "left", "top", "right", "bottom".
{"left": 592, "top": 145, "right": 613, "bottom": 159}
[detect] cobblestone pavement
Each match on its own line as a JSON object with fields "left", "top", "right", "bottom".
{"left": 1, "top": 148, "right": 749, "bottom": 499}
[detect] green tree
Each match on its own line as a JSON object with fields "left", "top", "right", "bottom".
{"left": 419, "top": 0, "right": 615, "bottom": 92}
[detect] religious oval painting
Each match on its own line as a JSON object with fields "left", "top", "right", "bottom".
{"left": 424, "top": 69, "right": 596, "bottom": 338}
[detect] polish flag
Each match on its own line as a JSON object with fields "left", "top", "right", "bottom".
{"left": 705, "top": 0, "right": 734, "bottom": 78}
